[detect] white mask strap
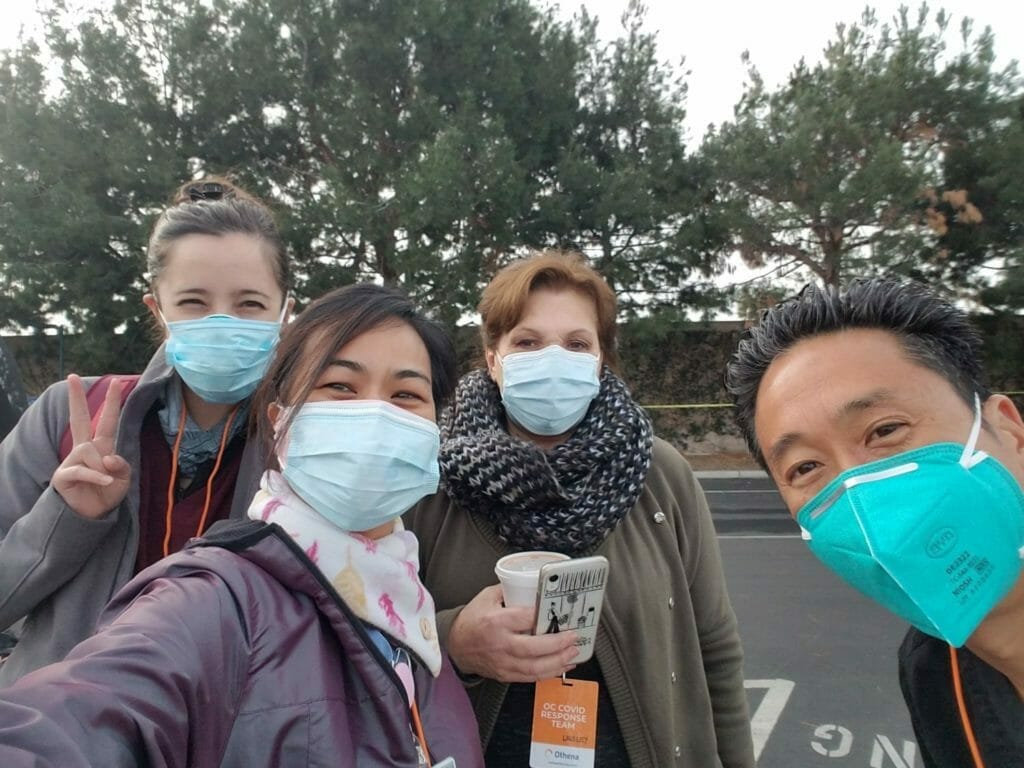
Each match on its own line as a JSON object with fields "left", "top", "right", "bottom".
{"left": 958, "top": 393, "right": 983, "bottom": 468}
{"left": 156, "top": 306, "right": 170, "bottom": 330}
{"left": 272, "top": 403, "right": 294, "bottom": 470}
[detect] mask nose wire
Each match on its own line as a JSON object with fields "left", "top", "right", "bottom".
{"left": 958, "top": 393, "right": 984, "bottom": 468}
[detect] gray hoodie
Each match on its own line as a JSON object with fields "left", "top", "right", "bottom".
{"left": 0, "top": 347, "right": 263, "bottom": 684}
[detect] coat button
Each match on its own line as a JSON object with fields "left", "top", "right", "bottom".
{"left": 671, "top": 672, "right": 677, "bottom": 683}
{"left": 420, "top": 617, "right": 436, "bottom": 641}
{"left": 653, "top": 511, "right": 666, "bottom": 524}
{"left": 668, "top": 597, "right": 675, "bottom": 609}
{"left": 674, "top": 746, "right": 681, "bottom": 758}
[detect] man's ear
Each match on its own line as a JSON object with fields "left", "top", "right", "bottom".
{"left": 983, "top": 394, "right": 1024, "bottom": 463}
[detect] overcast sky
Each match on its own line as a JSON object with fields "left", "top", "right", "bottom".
{"left": 3, "top": 0, "right": 1021, "bottom": 308}
{"left": 4, "top": 0, "right": 1020, "bottom": 144}
{"left": 563, "top": 0, "right": 1022, "bottom": 144}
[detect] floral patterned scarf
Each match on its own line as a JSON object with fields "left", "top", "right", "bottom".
{"left": 246, "top": 470, "right": 442, "bottom": 676}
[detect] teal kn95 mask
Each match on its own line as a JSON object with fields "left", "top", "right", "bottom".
{"left": 797, "top": 395, "right": 1024, "bottom": 647}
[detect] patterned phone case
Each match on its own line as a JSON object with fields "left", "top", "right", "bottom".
{"left": 533, "top": 555, "right": 609, "bottom": 663}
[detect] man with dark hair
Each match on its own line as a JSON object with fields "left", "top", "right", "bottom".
{"left": 726, "top": 278, "right": 1024, "bottom": 767}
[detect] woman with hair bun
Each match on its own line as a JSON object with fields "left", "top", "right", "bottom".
{"left": 0, "top": 176, "right": 293, "bottom": 684}
{"left": 0, "top": 283, "right": 484, "bottom": 768}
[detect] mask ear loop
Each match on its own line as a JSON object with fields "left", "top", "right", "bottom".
{"left": 271, "top": 403, "right": 293, "bottom": 470}
{"left": 959, "top": 394, "right": 984, "bottom": 469}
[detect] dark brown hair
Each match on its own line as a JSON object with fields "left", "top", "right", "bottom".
{"left": 252, "top": 283, "right": 458, "bottom": 468}
{"left": 147, "top": 175, "right": 291, "bottom": 304}
{"left": 478, "top": 249, "right": 620, "bottom": 369}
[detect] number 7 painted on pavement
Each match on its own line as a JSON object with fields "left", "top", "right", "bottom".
{"left": 744, "top": 679, "right": 796, "bottom": 762}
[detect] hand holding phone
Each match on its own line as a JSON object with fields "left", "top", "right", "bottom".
{"left": 533, "top": 555, "right": 609, "bottom": 663}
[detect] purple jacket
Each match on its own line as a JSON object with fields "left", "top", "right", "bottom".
{"left": 0, "top": 520, "right": 484, "bottom": 768}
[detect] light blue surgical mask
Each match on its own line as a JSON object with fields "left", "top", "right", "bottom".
{"left": 497, "top": 345, "right": 601, "bottom": 436}
{"left": 277, "top": 400, "right": 440, "bottom": 531}
{"left": 163, "top": 304, "right": 286, "bottom": 404}
{"left": 797, "top": 395, "right": 1024, "bottom": 647}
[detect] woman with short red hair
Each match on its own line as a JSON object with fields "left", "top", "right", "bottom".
{"left": 406, "top": 249, "right": 756, "bottom": 767}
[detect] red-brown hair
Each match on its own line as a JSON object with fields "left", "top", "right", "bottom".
{"left": 478, "top": 249, "right": 619, "bottom": 370}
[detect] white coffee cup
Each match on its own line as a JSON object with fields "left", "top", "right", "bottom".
{"left": 494, "top": 551, "right": 571, "bottom": 608}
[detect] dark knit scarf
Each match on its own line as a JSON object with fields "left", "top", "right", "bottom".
{"left": 440, "top": 367, "right": 654, "bottom": 555}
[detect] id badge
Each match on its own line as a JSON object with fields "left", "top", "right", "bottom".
{"left": 529, "top": 677, "right": 599, "bottom": 768}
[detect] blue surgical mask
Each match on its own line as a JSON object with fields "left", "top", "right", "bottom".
{"left": 277, "top": 400, "right": 440, "bottom": 531}
{"left": 163, "top": 305, "right": 286, "bottom": 404}
{"left": 797, "top": 396, "right": 1024, "bottom": 647}
{"left": 497, "top": 345, "right": 601, "bottom": 436}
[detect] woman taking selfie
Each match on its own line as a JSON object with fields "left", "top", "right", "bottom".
{"left": 0, "top": 283, "right": 484, "bottom": 767}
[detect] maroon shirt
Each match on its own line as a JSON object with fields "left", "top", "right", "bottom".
{"left": 135, "top": 408, "right": 245, "bottom": 572}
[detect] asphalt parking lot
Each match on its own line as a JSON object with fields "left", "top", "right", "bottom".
{"left": 705, "top": 474, "right": 923, "bottom": 768}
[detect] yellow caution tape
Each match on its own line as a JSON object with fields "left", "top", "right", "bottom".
{"left": 641, "top": 403, "right": 733, "bottom": 410}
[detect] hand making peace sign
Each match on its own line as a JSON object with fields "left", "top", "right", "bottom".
{"left": 51, "top": 374, "right": 132, "bottom": 520}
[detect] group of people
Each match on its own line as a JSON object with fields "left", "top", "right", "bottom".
{"left": 0, "top": 177, "right": 1017, "bottom": 767}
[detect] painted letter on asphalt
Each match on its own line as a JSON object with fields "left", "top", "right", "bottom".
{"left": 810, "top": 724, "right": 853, "bottom": 758}
{"left": 870, "top": 735, "right": 917, "bottom": 768}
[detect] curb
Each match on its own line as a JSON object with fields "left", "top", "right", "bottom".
{"left": 693, "top": 469, "right": 769, "bottom": 479}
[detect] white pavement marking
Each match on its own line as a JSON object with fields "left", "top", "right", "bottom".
{"left": 704, "top": 489, "right": 778, "bottom": 493}
{"left": 870, "top": 736, "right": 918, "bottom": 768}
{"left": 694, "top": 470, "right": 769, "bottom": 479}
{"left": 744, "top": 679, "right": 795, "bottom": 762}
{"left": 811, "top": 724, "right": 854, "bottom": 758}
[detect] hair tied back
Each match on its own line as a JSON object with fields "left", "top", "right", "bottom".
{"left": 186, "top": 182, "right": 229, "bottom": 202}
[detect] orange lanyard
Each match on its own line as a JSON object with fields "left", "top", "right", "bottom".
{"left": 161, "top": 404, "right": 239, "bottom": 558}
{"left": 385, "top": 642, "right": 431, "bottom": 766}
{"left": 410, "top": 697, "right": 432, "bottom": 766}
{"left": 950, "top": 645, "right": 986, "bottom": 768}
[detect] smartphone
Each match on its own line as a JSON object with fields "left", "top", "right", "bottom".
{"left": 533, "top": 555, "right": 609, "bottom": 663}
